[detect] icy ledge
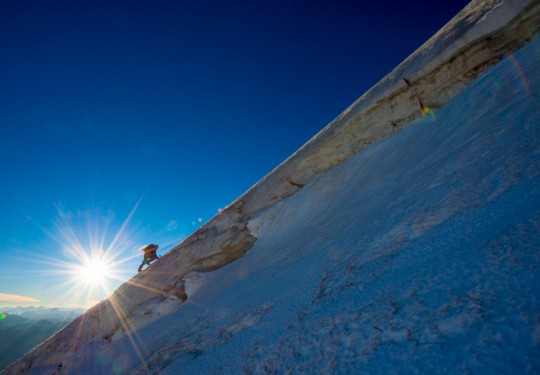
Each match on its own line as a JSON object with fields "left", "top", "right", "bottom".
{"left": 3, "top": 0, "right": 540, "bottom": 373}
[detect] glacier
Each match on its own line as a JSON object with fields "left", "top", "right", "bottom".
{"left": 3, "top": 1, "right": 540, "bottom": 374}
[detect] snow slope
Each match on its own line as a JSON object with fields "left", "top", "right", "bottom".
{"left": 10, "top": 31, "right": 540, "bottom": 375}
{"left": 3, "top": 1, "right": 540, "bottom": 374}
{"left": 132, "top": 36, "right": 540, "bottom": 374}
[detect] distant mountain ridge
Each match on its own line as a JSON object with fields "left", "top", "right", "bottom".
{"left": 0, "top": 306, "right": 85, "bottom": 371}
{"left": 1, "top": 306, "right": 85, "bottom": 323}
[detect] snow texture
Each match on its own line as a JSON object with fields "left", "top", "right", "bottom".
{"left": 22, "top": 34, "right": 540, "bottom": 375}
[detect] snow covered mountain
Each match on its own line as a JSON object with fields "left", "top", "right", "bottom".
{"left": 3, "top": 0, "right": 540, "bottom": 374}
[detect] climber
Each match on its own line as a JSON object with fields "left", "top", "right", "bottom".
{"left": 138, "top": 244, "right": 160, "bottom": 272}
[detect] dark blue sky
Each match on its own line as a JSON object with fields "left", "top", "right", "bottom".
{"left": 0, "top": 0, "right": 470, "bottom": 306}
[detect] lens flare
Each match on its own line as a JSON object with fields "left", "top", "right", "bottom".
{"left": 492, "top": 76, "right": 501, "bottom": 90}
{"left": 0, "top": 313, "right": 6, "bottom": 320}
{"left": 166, "top": 220, "right": 178, "bottom": 231}
{"left": 417, "top": 105, "right": 436, "bottom": 123}
{"left": 507, "top": 52, "right": 531, "bottom": 95}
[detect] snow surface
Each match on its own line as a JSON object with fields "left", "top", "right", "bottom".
{"left": 46, "top": 35, "right": 540, "bottom": 374}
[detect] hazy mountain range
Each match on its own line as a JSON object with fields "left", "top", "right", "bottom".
{"left": 0, "top": 306, "right": 84, "bottom": 371}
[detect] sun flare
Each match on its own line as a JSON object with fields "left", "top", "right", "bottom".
{"left": 69, "top": 250, "right": 123, "bottom": 293}
{"left": 18, "top": 198, "right": 146, "bottom": 309}
{"left": 82, "top": 257, "right": 110, "bottom": 284}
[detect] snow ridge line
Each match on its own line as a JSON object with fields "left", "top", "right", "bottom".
{"left": 234, "top": 0, "right": 540, "bottom": 217}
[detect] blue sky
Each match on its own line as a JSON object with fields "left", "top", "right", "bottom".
{"left": 0, "top": 0, "right": 470, "bottom": 307}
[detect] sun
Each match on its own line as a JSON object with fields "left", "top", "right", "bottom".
{"left": 18, "top": 198, "right": 146, "bottom": 308}
{"left": 82, "top": 257, "right": 110, "bottom": 284}
{"left": 72, "top": 251, "right": 119, "bottom": 290}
